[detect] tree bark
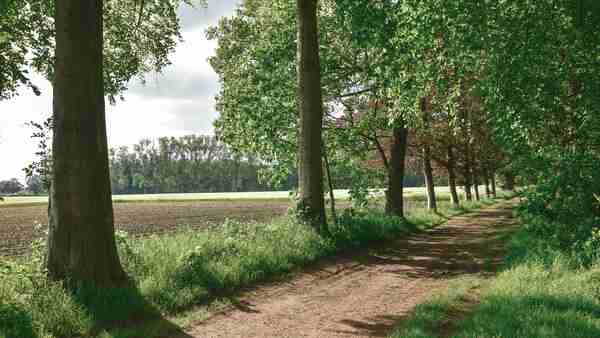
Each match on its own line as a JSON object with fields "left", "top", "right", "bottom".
{"left": 296, "top": 0, "right": 326, "bottom": 231}
{"left": 447, "top": 145, "right": 460, "bottom": 206}
{"left": 504, "top": 173, "right": 515, "bottom": 191}
{"left": 423, "top": 145, "right": 437, "bottom": 212}
{"left": 420, "top": 97, "right": 436, "bottom": 212}
{"left": 473, "top": 168, "right": 481, "bottom": 201}
{"left": 323, "top": 148, "right": 337, "bottom": 223}
{"left": 491, "top": 171, "right": 497, "bottom": 197}
{"left": 463, "top": 162, "right": 473, "bottom": 201}
{"left": 483, "top": 169, "right": 492, "bottom": 198}
{"left": 386, "top": 126, "right": 408, "bottom": 217}
{"left": 48, "top": 0, "right": 127, "bottom": 287}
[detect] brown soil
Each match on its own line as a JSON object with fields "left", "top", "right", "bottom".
{"left": 175, "top": 200, "right": 518, "bottom": 338}
{"left": 0, "top": 200, "right": 425, "bottom": 257}
{"left": 0, "top": 200, "right": 295, "bottom": 256}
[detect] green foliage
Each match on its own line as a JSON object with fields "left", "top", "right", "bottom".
{"left": 108, "top": 135, "right": 294, "bottom": 194}
{"left": 0, "top": 178, "right": 23, "bottom": 194}
{"left": 0, "top": 0, "right": 205, "bottom": 101}
{"left": 514, "top": 153, "right": 600, "bottom": 266}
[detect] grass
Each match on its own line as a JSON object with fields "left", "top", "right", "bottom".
{"left": 390, "top": 207, "right": 600, "bottom": 338}
{"left": 390, "top": 276, "right": 488, "bottom": 338}
{"left": 0, "top": 194, "right": 503, "bottom": 338}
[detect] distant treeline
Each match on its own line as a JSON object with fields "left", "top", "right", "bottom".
{"left": 108, "top": 135, "right": 425, "bottom": 195}
{"left": 109, "top": 135, "right": 296, "bottom": 194}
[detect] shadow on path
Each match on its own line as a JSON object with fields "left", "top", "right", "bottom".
{"left": 181, "top": 200, "right": 519, "bottom": 338}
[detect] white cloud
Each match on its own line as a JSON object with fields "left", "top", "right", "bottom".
{"left": 0, "top": 3, "right": 237, "bottom": 182}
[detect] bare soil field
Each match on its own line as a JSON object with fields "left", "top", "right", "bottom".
{"left": 0, "top": 198, "right": 430, "bottom": 257}
{"left": 0, "top": 200, "right": 296, "bottom": 256}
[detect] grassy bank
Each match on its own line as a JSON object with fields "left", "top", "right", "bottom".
{"left": 0, "top": 197, "right": 500, "bottom": 338}
{"left": 391, "top": 209, "right": 600, "bottom": 338}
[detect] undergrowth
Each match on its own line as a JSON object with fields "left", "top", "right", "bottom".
{"left": 0, "top": 196, "right": 501, "bottom": 338}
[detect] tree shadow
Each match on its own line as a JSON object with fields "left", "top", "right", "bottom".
{"left": 68, "top": 282, "right": 194, "bottom": 338}
{"left": 457, "top": 293, "right": 600, "bottom": 337}
{"left": 343, "top": 215, "right": 517, "bottom": 280}
{"left": 0, "top": 301, "right": 36, "bottom": 338}
{"left": 329, "top": 315, "right": 407, "bottom": 337}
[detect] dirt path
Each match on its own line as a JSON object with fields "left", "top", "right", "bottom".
{"left": 177, "top": 200, "right": 518, "bottom": 338}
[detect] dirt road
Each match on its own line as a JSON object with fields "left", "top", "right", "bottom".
{"left": 177, "top": 200, "right": 518, "bottom": 338}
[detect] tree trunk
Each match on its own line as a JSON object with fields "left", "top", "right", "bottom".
{"left": 48, "top": 0, "right": 127, "bottom": 287}
{"left": 464, "top": 166, "right": 473, "bottom": 201}
{"left": 386, "top": 126, "right": 408, "bottom": 217}
{"left": 483, "top": 169, "right": 492, "bottom": 198}
{"left": 491, "top": 171, "right": 497, "bottom": 197}
{"left": 323, "top": 148, "right": 337, "bottom": 223}
{"left": 504, "top": 173, "right": 515, "bottom": 191}
{"left": 422, "top": 145, "right": 437, "bottom": 212}
{"left": 447, "top": 145, "right": 460, "bottom": 206}
{"left": 463, "top": 141, "right": 473, "bottom": 201}
{"left": 473, "top": 168, "right": 481, "bottom": 201}
{"left": 296, "top": 0, "right": 326, "bottom": 231}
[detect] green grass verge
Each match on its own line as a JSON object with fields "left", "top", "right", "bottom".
{"left": 390, "top": 206, "right": 600, "bottom": 338}
{"left": 390, "top": 276, "right": 488, "bottom": 338}
{"left": 0, "top": 196, "right": 501, "bottom": 338}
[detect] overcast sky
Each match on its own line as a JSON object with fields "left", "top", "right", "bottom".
{"left": 0, "top": 1, "right": 240, "bottom": 182}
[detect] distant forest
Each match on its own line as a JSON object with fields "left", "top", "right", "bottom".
{"left": 108, "top": 135, "right": 293, "bottom": 194}
{"left": 108, "top": 135, "right": 424, "bottom": 194}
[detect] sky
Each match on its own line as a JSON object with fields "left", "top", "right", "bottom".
{"left": 0, "top": 0, "right": 240, "bottom": 182}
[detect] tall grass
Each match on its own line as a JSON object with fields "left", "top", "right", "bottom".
{"left": 0, "top": 196, "right": 502, "bottom": 338}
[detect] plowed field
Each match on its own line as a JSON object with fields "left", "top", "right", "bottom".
{"left": 0, "top": 200, "right": 295, "bottom": 256}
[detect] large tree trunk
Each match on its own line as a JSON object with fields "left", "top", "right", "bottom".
{"left": 296, "top": 0, "right": 326, "bottom": 231}
{"left": 422, "top": 145, "right": 437, "bottom": 212}
{"left": 447, "top": 145, "right": 460, "bottom": 206}
{"left": 386, "top": 126, "right": 408, "bottom": 217}
{"left": 48, "top": 0, "right": 127, "bottom": 286}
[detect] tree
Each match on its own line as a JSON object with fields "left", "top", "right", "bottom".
{"left": 385, "top": 126, "right": 408, "bottom": 217}
{"left": 108, "top": 135, "right": 285, "bottom": 194}
{"left": 296, "top": 0, "right": 326, "bottom": 230}
{"left": 47, "top": 0, "right": 126, "bottom": 286}
{"left": 25, "top": 175, "right": 45, "bottom": 194}
{"left": 0, "top": 0, "right": 203, "bottom": 101}
{"left": 0, "top": 178, "right": 24, "bottom": 194}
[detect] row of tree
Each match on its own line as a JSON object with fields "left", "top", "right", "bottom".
{"left": 108, "top": 135, "right": 287, "bottom": 194}
{"left": 1, "top": 0, "right": 597, "bottom": 289}
{"left": 209, "top": 0, "right": 511, "bottom": 219}
{"left": 108, "top": 135, "right": 426, "bottom": 195}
